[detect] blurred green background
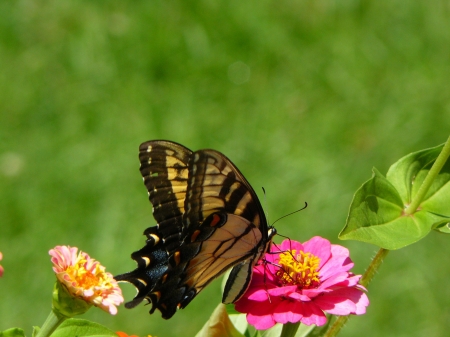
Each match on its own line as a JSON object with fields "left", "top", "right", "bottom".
{"left": 1, "top": 1, "right": 449, "bottom": 336}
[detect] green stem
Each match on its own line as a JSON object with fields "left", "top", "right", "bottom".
{"left": 322, "top": 316, "right": 349, "bottom": 337}
{"left": 280, "top": 322, "right": 300, "bottom": 337}
{"left": 405, "top": 136, "right": 450, "bottom": 215}
{"left": 322, "top": 248, "right": 389, "bottom": 337}
{"left": 360, "top": 248, "right": 389, "bottom": 288}
{"left": 35, "top": 309, "right": 67, "bottom": 337}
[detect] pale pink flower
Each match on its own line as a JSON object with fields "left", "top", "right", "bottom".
{"left": 234, "top": 237, "right": 369, "bottom": 330}
{"left": 49, "top": 245, "right": 123, "bottom": 315}
{"left": 0, "top": 252, "right": 3, "bottom": 277}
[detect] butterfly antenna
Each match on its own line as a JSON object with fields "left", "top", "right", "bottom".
{"left": 271, "top": 202, "right": 308, "bottom": 227}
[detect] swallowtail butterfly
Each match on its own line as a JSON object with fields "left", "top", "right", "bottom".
{"left": 115, "top": 140, "right": 275, "bottom": 318}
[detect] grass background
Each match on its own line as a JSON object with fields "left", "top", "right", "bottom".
{"left": 1, "top": 1, "right": 450, "bottom": 336}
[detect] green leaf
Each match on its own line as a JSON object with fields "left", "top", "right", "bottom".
{"left": 229, "top": 313, "right": 249, "bottom": 335}
{"left": 386, "top": 144, "right": 445, "bottom": 204}
{"left": 32, "top": 326, "right": 40, "bottom": 337}
{"left": 50, "top": 319, "right": 117, "bottom": 337}
{"left": 195, "top": 303, "right": 246, "bottom": 337}
{"left": 435, "top": 222, "right": 450, "bottom": 233}
{"left": 387, "top": 143, "right": 450, "bottom": 230}
{"left": 225, "top": 303, "right": 241, "bottom": 316}
{"left": 294, "top": 324, "right": 316, "bottom": 337}
{"left": 339, "top": 168, "right": 409, "bottom": 249}
{"left": 261, "top": 324, "right": 282, "bottom": 337}
{"left": 340, "top": 144, "right": 450, "bottom": 249}
{"left": 0, "top": 328, "right": 26, "bottom": 337}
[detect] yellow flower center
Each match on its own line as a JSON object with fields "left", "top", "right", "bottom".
{"left": 275, "top": 249, "right": 321, "bottom": 288}
{"left": 66, "top": 255, "right": 103, "bottom": 290}
{"left": 79, "top": 269, "right": 99, "bottom": 288}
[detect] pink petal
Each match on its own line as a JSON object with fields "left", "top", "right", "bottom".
{"left": 353, "top": 292, "right": 369, "bottom": 314}
{"left": 319, "top": 271, "right": 352, "bottom": 289}
{"left": 302, "top": 287, "right": 330, "bottom": 298}
{"left": 338, "top": 274, "right": 363, "bottom": 288}
{"left": 287, "top": 291, "right": 311, "bottom": 302}
{"left": 319, "top": 245, "right": 353, "bottom": 278}
{"left": 83, "top": 289, "right": 94, "bottom": 297}
{"left": 247, "top": 313, "right": 277, "bottom": 330}
{"left": 273, "top": 300, "right": 304, "bottom": 324}
{"left": 247, "top": 288, "right": 270, "bottom": 301}
{"left": 249, "top": 267, "right": 277, "bottom": 287}
{"left": 298, "top": 301, "right": 327, "bottom": 326}
{"left": 303, "top": 237, "right": 331, "bottom": 268}
{"left": 314, "top": 295, "right": 356, "bottom": 315}
{"left": 238, "top": 296, "right": 282, "bottom": 330}
{"left": 267, "top": 285, "right": 297, "bottom": 297}
{"left": 279, "top": 239, "right": 304, "bottom": 253}
{"left": 0, "top": 252, "right": 3, "bottom": 277}
{"left": 262, "top": 252, "right": 279, "bottom": 265}
{"left": 314, "top": 287, "right": 369, "bottom": 315}
{"left": 234, "top": 298, "right": 255, "bottom": 313}
{"left": 331, "top": 287, "right": 369, "bottom": 315}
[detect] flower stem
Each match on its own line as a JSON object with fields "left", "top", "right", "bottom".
{"left": 322, "top": 316, "right": 349, "bottom": 337}
{"left": 35, "top": 309, "right": 67, "bottom": 337}
{"left": 280, "top": 322, "right": 300, "bottom": 337}
{"left": 323, "top": 248, "right": 389, "bottom": 337}
{"left": 404, "top": 136, "right": 450, "bottom": 215}
{"left": 360, "top": 248, "right": 389, "bottom": 288}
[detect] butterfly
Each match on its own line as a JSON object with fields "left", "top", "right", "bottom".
{"left": 115, "top": 140, "right": 276, "bottom": 319}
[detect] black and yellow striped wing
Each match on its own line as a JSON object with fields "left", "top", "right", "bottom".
{"left": 115, "top": 140, "right": 274, "bottom": 319}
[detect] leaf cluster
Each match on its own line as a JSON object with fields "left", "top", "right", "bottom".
{"left": 340, "top": 144, "right": 450, "bottom": 249}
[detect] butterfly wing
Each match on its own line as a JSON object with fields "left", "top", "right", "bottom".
{"left": 115, "top": 140, "right": 271, "bottom": 318}
{"left": 139, "top": 140, "right": 192, "bottom": 252}
{"left": 222, "top": 225, "right": 275, "bottom": 304}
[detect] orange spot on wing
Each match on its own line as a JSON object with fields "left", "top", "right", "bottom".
{"left": 162, "top": 274, "right": 168, "bottom": 284}
{"left": 209, "top": 214, "right": 222, "bottom": 227}
{"left": 152, "top": 291, "right": 161, "bottom": 301}
{"left": 173, "top": 251, "right": 181, "bottom": 265}
{"left": 191, "top": 230, "right": 201, "bottom": 242}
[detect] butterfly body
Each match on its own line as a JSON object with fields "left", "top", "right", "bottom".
{"left": 115, "top": 140, "right": 275, "bottom": 318}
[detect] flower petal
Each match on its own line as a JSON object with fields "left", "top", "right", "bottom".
{"left": 279, "top": 239, "right": 304, "bottom": 253}
{"left": 298, "top": 301, "right": 327, "bottom": 326}
{"left": 267, "top": 285, "right": 297, "bottom": 297}
{"left": 314, "top": 287, "right": 369, "bottom": 315}
{"left": 303, "top": 236, "right": 331, "bottom": 268}
{"left": 319, "top": 245, "right": 354, "bottom": 278}
{"left": 273, "top": 300, "right": 304, "bottom": 324}
{"left": 238, "top": 296, "right": 281, "bottom": 330}
{"left": 0, "top": 251, "right": 3, "bottom": 277}
{"left": 318, "top": 271, "right": 352, "bottom": 289}
{"left": 247, "top": 287, "right": 270, "bottom": 301}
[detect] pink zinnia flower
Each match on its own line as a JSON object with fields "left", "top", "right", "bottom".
{"left": 234, "top": 237, "right": 369, "bottom": 330}
{"left": 49, "top": 245, "right": 123, "bottom": 315}
{"left": 0, "top": 251, "right": 3, "bottom": 277}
